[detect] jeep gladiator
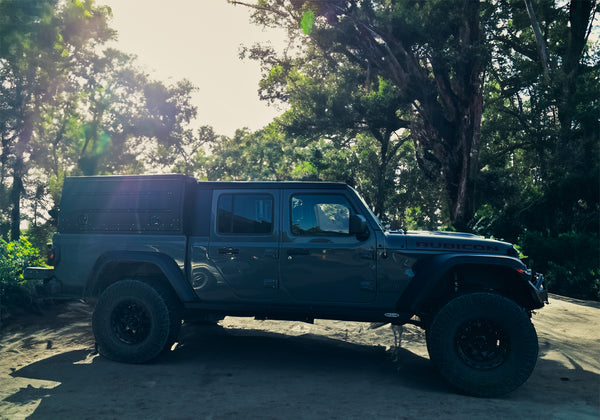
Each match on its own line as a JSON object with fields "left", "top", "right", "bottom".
{"left": 25, "top": 174, "right": 547, "bottom": 397}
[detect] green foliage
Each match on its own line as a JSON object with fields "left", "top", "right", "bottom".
{"left": 0, "top": 237, "right": 46, "bottom": 316}
{"left": 242, "top": 0, "right": 488, "bottom": 229}
{"left": 201, "top": 121, "right": 325, "bottom": 182}
{"left": 472, "top": 0, "right": 599, "bottom": 300}
{"left": 291, "top": 161, "right": 318, "bottom": 179}
{"left": 25, "top": 224, "right": 54, "bottom": 256}
{"left": 1, "top": 0, "right": 198, "bottom": 240}
{"left": 519, "top": 231, "right": 599, "bottom": 301}
{"left": 0, "top": 0, "right": 116, "bottom": 239}
{"left": 300, "top": 10, "right": 315, "bottom": 34}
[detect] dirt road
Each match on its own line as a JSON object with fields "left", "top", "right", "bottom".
{"left": 1, "top": 294, "right": 598, "bottom": 419}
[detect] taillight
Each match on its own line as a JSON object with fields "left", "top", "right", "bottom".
{"left": 47, "top": 244, "right": 58, "bottom": 266}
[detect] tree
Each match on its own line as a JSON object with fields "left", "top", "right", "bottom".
{"left": 70, "top": 58, "right": 198, "bottom": 176}
{"left": 203, "top": 123, "right": 303, "bottom": 181}
{"left": 0, "top": 0, "right": 114, "bottom": 239}
{"left": 233, "top": 0, "right": 488, "bottom": 230}
{"left": 1, "top": 0, "right": 200, "bottom": 240}
{"left": 265, "top": 53, "right": 411, "bottom": 217}
{"left": 476, "top": 0, "right": 598, "bottom": 237}
{"left": 475, "top": 0, "right": 599, "bottom": 298}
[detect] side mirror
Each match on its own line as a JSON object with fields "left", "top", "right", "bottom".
{"left": 349, "top": 214, "right": 368, "bottom": 237}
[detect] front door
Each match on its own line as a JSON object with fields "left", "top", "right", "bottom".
{"left": 279, "top": 190, "right": 377, "bottom": 304}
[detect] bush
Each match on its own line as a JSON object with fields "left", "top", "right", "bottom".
{"left": 0, "top": 237, "right": 46, "bottom": 320}
{"left": 26, "top": 223, "right": 55, "bottom": 257}
{"left": 519, "top": 231, "right": 600, "bottom": 301}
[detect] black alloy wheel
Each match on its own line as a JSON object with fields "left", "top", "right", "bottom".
{"left": 455, "top": 318, "right": 510, "bottom": 370}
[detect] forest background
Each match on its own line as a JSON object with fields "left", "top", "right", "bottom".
{"left": 0, "top": 0, "right": 598, "bottom": 314}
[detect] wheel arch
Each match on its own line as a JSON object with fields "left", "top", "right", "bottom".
{"left": 86, "top": 251, "right": 196, "bottom": 303}
{"left": 398, "top": 254, "right": 537, "bottom": 323}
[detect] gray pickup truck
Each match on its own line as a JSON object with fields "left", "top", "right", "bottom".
{"left": 26, "top": 174, "right": 547, "bottom": 396}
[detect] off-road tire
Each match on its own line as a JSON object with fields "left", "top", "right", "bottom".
{"left": 427, "top": 292, "right": 538, "bottom": 397}
{"left": 93, "top": 280, "right": 172, "bottom": 363}
{"left": 143, "top": 277, "right": 182, "bottom": 352}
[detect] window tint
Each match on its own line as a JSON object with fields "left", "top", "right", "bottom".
{"left": 291, "top": 194, "right": 352, "bottom": 236}
{"left": 217, "top": 194, "right": 273, "bottom": 234}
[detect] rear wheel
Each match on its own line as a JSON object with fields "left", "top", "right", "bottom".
{"left": 93, "top": 280, "right": 173, "bottom": 363}
{"left": 144, "top": 278, "right": 182, "bottom": 352}
{"left": 427, "top": 292, "right": 538, "bottom": 397}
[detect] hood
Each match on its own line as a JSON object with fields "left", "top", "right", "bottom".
{"left": 385, "top": 230, "right": 518, "bottom": 257}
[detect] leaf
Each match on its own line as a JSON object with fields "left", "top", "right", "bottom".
{"left": 301, "top": 10, "right": 315, "bottom": 35}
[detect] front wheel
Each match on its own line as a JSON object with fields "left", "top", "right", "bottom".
{"left": 92, "top": 280, "right": 172, "bottom": 363}
{"left": 427, "top": 292, "right": 538, "bottom": 397}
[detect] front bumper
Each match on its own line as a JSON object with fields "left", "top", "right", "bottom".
{"left": 528, "top": 272, "right": 548, "bottom": 309}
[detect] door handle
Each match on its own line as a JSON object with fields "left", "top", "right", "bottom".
{"left": 287, "top": 248, "right": 310, "bottom": 256}
{"left": 218, "top": 247, "right": 239, "bottom": 255}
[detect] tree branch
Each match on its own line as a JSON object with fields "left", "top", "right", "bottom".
{"left": 228, "top": 1, "right": 290, "bottom": 19}
{"left": 524, "top": 0, "right": 551, "bottom": 83}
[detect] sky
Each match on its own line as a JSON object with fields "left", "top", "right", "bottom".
{"left": 97, "top": 0, "right": 287, "bottom": 137}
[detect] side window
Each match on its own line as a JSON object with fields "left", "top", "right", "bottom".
{"left": 217, "top": 194, "right": 273, "bottom": 234}
{"left": 291, "top": 194, "right": 353, "bottom": 236}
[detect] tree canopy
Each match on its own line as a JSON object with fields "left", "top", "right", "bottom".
{"left": 235, "top": 0, "right": 491, "bottom": 230}
{"left": 0, "top": 0, "right": 198, "bottom": 240}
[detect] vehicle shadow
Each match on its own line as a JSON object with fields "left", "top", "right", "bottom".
{"left": 6, "top": 323, "right": 600, "bottom": 419}
{"left": 6, "top": 324, "right": 444, "bottom": 419}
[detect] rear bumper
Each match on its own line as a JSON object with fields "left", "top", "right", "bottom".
{"left": 23, "top": 267, "right": 64, "bottom": 296}
{"left": 23, "top": 267, "right": 54, "bottom": 280}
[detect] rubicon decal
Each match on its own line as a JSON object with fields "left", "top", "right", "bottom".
{"left": 416, "top": 241, "right": 499, "bottom": 252}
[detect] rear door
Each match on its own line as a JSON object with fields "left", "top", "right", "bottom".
{"left": 206, "top": 189, "right": 280, "bottom": 301}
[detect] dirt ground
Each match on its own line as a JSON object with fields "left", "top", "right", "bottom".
{"left": 0, "top": 294, "right": 598, "bottom": 420}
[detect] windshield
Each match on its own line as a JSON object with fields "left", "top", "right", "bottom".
{"left": 349, "top": 186, "right": 384, "bottom": 231}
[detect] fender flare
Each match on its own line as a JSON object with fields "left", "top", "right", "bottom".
{"left": 397, "top": 253, "right": 528, "bottom": 313}
{"left": 86, "top": 251, "right": 197, "bottom": 303}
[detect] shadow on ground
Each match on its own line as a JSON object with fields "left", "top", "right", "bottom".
{"left": 5, "top": 322, "right": 599, "bottom": 419}
{"left": 8, "top": 325, "right": 443, "bottom": 419}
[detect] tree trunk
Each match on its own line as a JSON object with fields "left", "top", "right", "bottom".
{"left": 10, "top": 107, "right": 34, "bottom": 240}
{"left": 442, "top": 93, "right": 483, "bottom": 232}
{"left": 374, "top": 132, "right": 389, "bottom": 218}
{"left": 524, "top": 0, "right": 551, "bottom": 83}
{"left": 9, "top": 155, "right": 24, "bottom": 240}
{"left": 383, "top": 1, "right": 483, "bottom": 230}
{"left": 557, "top": 0, "right": 594, "bottom": 149}
{"left": 411, "top": 1, "right": 484, "bottom": 231}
